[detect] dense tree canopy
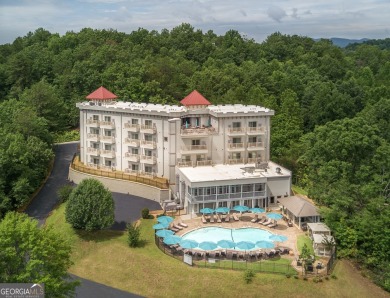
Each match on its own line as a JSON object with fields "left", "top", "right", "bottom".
{"left": 0, "top": 212, "right": 79, "bottom": 296}
{"left": 0, "top": 26, "right": 389, "bottom": 290}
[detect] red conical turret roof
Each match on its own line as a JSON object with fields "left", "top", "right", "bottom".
{"left": 180, "top": 90, "right": 211, "bottom": 106}
{"left": 86, "top": 86, "right": 117, "bottom": 100}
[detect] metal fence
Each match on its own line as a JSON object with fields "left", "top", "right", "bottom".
{"left": 155, "top": 235, "right": 297, "bottom": 275}
{"left": 70, "top": 155, "right": 169, "bottom": 189}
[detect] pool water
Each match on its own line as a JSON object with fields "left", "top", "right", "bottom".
{"left": 181, "top": 227, "right": 279, "bottom": 250}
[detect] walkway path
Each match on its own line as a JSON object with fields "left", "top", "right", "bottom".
{"left": 25, "top": 142, "right": 162, "bottom": 297}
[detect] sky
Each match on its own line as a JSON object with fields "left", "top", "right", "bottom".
{"left": 0, "top": 0, "right": 389, "bottom": 45}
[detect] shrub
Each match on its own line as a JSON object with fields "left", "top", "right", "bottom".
{"left": 286, "top": 273, "right": 292, "bottom": 278}
{"left": 331, "top": 273, "right": 338, "bottom": 279}
{"left": 57, "top": 184, "right": 73, "bottom": 203}
{"left": 325, "top": 276, "right": 330, "bottom": 280}
{"left": 127, "top": 222, "right": 141, "bottom": 247}
{"left": 65, "top": 179, "right": 114, "bottom": 231}
{"left": 244, "top": 269, "right": 255, "bottom": 284}
{"left": 294, "top": 275, "right": 299, "bottom": 279}
{"left": 141, "top": 208, "right": 150, "bottom": 219}
{"left": 303, "top": 276, "right": 308, "bottom": 281}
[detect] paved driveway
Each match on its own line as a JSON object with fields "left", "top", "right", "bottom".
{"left": 25, "top": 142, "right": 162, "bottom": 297}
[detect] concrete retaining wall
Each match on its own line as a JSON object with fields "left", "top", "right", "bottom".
{"left": 69, "top": 167, "right": 170, "bottom": 204}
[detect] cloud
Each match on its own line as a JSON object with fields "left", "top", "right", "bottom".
{"left": 267, "top": 5, "right": 287, "bottom": 23}
{"left": 291, "top": 8, "right": 299, "bottom": 19}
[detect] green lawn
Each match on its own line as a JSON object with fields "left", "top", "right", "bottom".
{"left": 46, "top": 204, "right": 389, "bottom": 298}
{"left": 292, "top": 185, "right": 308, "bottom": 196}
{"left": 297, "top": 234, "right": 315, "bottom": 256}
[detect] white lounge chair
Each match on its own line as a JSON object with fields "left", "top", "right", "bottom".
{"left": 179, "top": 222, "right": 188, "bottom": 228}
{"left": 224, "top": 215, "right": 230, "bottom": 222}
{"left": 262, "top": 218, "right": 272, "bottom": 226}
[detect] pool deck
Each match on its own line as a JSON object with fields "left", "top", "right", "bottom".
{"left": 174, "top": 213, "right": 304, "bottom": 257}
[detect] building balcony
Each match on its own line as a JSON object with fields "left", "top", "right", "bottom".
{"left": 247, "top": 127, "right": 265, "bottom": 135}
{"left": 177, "top": 161, "right": 193, "bottom": 167}
{"left": 227, "top": 127, "right": 245, "bottom": 135}
{"left": 99, "top": 121, "right": 115, "bottom": 128}
{"left": 87, "top": 147, "right": 100, "bottom": 155}
{"left": 100, "top": 165, "right": 114, "bottom": 171}
{"left": 196, "top": 160, "right": 213, "bottom": 166}
{"left": 139, "top": 171, "right": 156, "bottom": 178}
{"left": 247, "top": 142, "right": 264, "bottom": 150}
{"left": 124, "top": 123, "right": 140, "bottom": 132}
{"left": 86, "top": 119, "right": 99, "bottom": 127}
{"left": 227, "top": 143, "right": 245, "bottom": 151}
{"left": 124, "top": 152, "right": 140, "bottom": 162}
{"left": 180, "top": 127, "right": 217, "bottom": 137}
{"left": 227, "top": 158, "right": 244, "bottom": 165}
{"left": 87, "top": 133, "right": 100, "bottom": 141}
{"left": 140, "top": 140, "right": 157, "bottom": 149}
{"left": 100, "top": 135, "right": 115, "bottom": 143}
{"left": 124, "top": 138, "right": 140, "bottom": 147}
{"left": 87, "top": 163, "right": 99, "bottom": 169}
{"left": 140, "top": 125, "right": 156, "bottom": 134}
{"left": 100, "top": 150, "right": 116, "bottom": 158}
{"left": 187, "top": 191, "right": 266, "bottom": 203}
{"left": 247, "top": 157, "right": 262, "bottom": 164}
{"left": 140, "top": 155, "right": 156, "bottom": 164}
{"left": 180, "top": 145, "right": 208, "bottom": 154}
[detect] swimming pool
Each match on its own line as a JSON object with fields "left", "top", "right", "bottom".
{"left": 181, "top": 227, "right": 282, "bottom": 250}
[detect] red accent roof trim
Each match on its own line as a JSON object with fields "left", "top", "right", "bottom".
{"left": 86, "top": 86, "right": 117, "bottom": 100}
{"left": 180, "top": 90, "right": 211, "bottom": 106}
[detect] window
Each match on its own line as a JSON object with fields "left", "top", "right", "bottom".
{"left": 132, "top": 119, "right": 138, "bottom": 125}
{"left": 132, "top": 164, "right": 139, "bottom": 171}
{"left": 144, "top": 149, "right": 152, "bottom": 157}
{"left": 105, "top": 160, "right": 112, "bottom": 167}
{"left": 145, "top": 165, "right": 153, "bottom": 173}
{"left": 145, "top": 134, "right": 153, "bottom": 141}
{"left": 145, "top": 120, "right": 152, "bottom": 126}
{"left": 232, "top": 137, "right": 241, "bottom": 144}
{"left": 192, "top": 139, "right": 200, "bottom": 146}
{"left": 93, "top": 115, "right": 99, "bottom": 120}
{"left": 218, "top": 186, "right": 227, "bottom": 194}
{"left": 232, "top": 122, "right": 241, "bottom": 128}
{"left": 230, "top": 185, "right": 241, "bottom": 193}
{"left": 131, "top": 133, "right": 139, "bottom": 140}
{"left": 104, "top": 129, "right": 112, "bottom": 136}
{"left": 242, "top": 184, "right": 253, "bottom": 192}
{"left": 92, "top": 158, "right": 99, "bottom": 165}
{"left": 248, "top": 136, "right": 257, "bottom": 143}
{"left": 104, "top": 116, "right": 111, "bottom": 122}
{"left": 231, "top": 152, "right": 241, "bottom": 159}
{"left": 131, "top": 148, "right": 139, "bottom": 154}
{"left": 249, "top": 121, "right": 257, "bottom": 128}
{"left": 90, "top": 128, "right": 99, "bottom": 134}
{"left": 92, "top": 142, "right": 99, "bottom": 149}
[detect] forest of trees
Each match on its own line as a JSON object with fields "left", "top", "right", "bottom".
{"left": 0, "top": 25, "right": 389, "bottom": 290}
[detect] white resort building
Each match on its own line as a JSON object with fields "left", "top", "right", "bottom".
{"left": 76, "top": 86, "right": 292, "bottom": 215}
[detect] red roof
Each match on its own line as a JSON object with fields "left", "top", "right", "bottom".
{"left": 86, "top": 86, "right": 117, "bottom": 100}
{"left": 180, "top": 90, "right": 211, "bottom": 106}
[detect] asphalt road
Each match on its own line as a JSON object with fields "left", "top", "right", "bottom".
{"left": 25, "top": 142, "right": 163, "bottom": 297}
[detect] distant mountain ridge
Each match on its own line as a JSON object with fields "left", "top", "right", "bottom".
{"left": 314, "top": 37, "right": 370, "bottom": 48}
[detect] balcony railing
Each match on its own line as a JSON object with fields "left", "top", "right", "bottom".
{"left": 187, "top": 190, "right": 266, "bottom": 203}
{"left": 99, "top": 121, "right": 115, "bottom": 127}
{"left": 228, "top": 127, "right": 245, "bottom": 134}
{"left": 87, "top": 163, "right": 98, "bottom": 169}
{"left": 247, "top": 127, "right": 265, "bottom": 134}
{"left": 247, "top": 142, "right": 263, "bottom": 149}
{"left": 228, "top": 143, "right": 244, "bottom": 149}
{"left": 196, "top": 160, "right": 213, "bottom": 166}
{"left": 100, "top": 135, "right": 115, "bottom": 143}
{"left": 181, "top": 145, "right": 207, "bottom": 152}
{"left": 124, "top": 152, "right": 140, "bottom": 162}
{"left": 100, "top": 165, "right": 114, "bottom": 171}
{"left": 140, "top": 140, "right": 157, "bottom": 149}
{"left": 124, "top": 138, "right": 140, "bottom": 147}
{"left": 100, "top": 150, "right": 115, "bottom": 157}
{"left": 124, "top": 168, "right": 139, "bottom": 175}
{"left": 180, "top": 127, "right": 216, "bottom": 137}
{"left": 124, "top": 123, "right": 140, "bottom": 131}
{"left": 140, "top": 125, "right": 156, "bottom": 134}
{"left": 87, "top": 119, "right": 99, "bottom": 126}
{"left": 87, "top": 133, "right": 100, "bottom": 140}
{"left": 247, "top": 157, "right": 262, "bottom": 164}
{"left": 87, "top": 147, "right": 99, "bottom": 155}
{"left": 177, "top": 161, "right": 193, "bottom": 167}
{"left": 140, "top": 155, "right": 156, "bottom": 164}
{"left": 227, "top": 158, "right": 244, "bottom": 164}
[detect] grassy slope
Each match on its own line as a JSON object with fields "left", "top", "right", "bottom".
{"left": 297, "top": 234, "right": 315, "bottom": 255}
{"left": 46, "top": 204, "right": 388, "bottom": 298}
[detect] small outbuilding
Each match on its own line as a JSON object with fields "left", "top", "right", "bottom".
{"left": 277, "top": 196, "right": 320, "bottom": 230}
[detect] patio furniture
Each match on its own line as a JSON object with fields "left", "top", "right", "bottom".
{"left": 251, "top": 215, "right": 259, "bottom": 223}
{"left": 179, "top": 222, "right": 188, "bottom": 228}
{"left": 261, "top": 218, "right": 272, "bottom": 226}
{"left": 258, "top": 216, "right": 266, "bottom": 224}
{"left": 210, "top": 215, "right": 215, "bottom": 223}
{"left": 217, "top": 214, "right": 222, "bottom": 223}
{"left": 172, "top": 223, "right": 183, "bottom": 230}
{"left": 202, "top": 215, "right": 207, "bottom": 224}
{"left": 268, "top": 221, "right": 277, "bottom": 228}
{"left": 233, "top": 213, "right": 239, "bottom": 221}
{"left": 224, "top": 215, "right": 230, "bottom": 222}
{"left": 170, "top": 227, "right": 179, "bottom": 232}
